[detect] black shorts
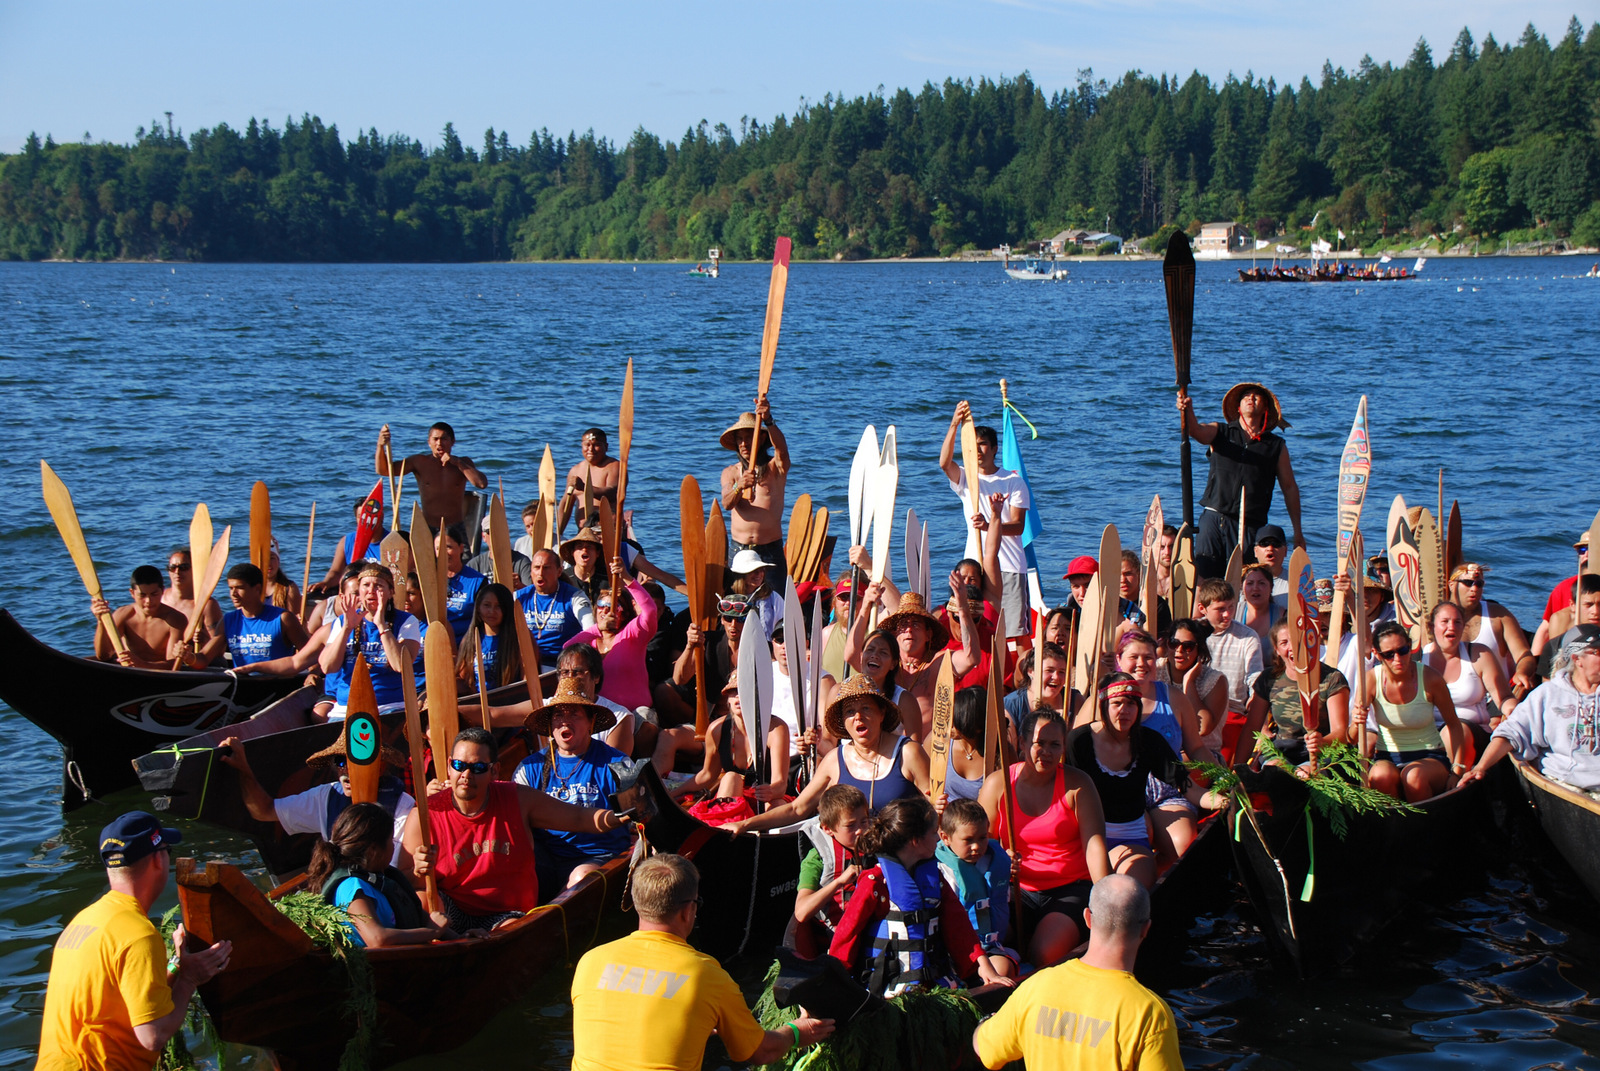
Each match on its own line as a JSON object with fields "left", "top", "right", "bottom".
{"left": 1018, "top": 879, "right": 1092, "bottom": 932}
{"left": 438, "top": 892, "right": 524, "bottom": 933}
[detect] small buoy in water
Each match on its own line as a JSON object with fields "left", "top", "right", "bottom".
{"left": 171, "top": 268, "right": 175, "bottom": 274}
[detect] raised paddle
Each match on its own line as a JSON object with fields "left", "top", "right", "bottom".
{"left": 786, "top": 494, "right": 814, "bottom": 578}
{"left": 868, "top": 427, "right": 899, "bottom": 631}
{"left": 960, "top": 410, "right": 983, "bottom": 522}
{"left": 783, "top": 575, "right": 811, "bottom": 788}
{"left": 1586, "top": 508, "right": 1600, "bottom": 581}
{"left": 927, "top": 654, "right": 956, "bottom": 805}
{"left": 1349, "top": 529, "right": 1371, "bottom": 786}
{"left": 538, "top": 444, "right": 557, "bottom": 548}
{"left": 173, "top": 525, "right": 230, "bottom": 669}
{"left": 190, "top": 504, "right": 214, "bottom": 614}
{"left": 423, "top": 627, "right": 461, "bottom": 783}
{"left": 680, "top": 477, "right": 710, "bottom": 739}
{"left": 1140, "top": 495, "right": 1163, "bottom": 639}
{"left": 801, "top": 507, "right": 831, "bottom": 585}
{"left": 488, "top": 484, "right": 514, "bottom": 588}
{"left": 737, "top": 601, "right": 768, "bottom": 810}
{"left": 385, "top": 447, "right": 405, "bottom": 532}
{"left": 351, "top": 478, "right": 385, "bottom": 563}
{"left": 1170, "top": 523, "right": 1195, "bottom": 621}
{"left": 1285, "top": 548, "right": 1323, "bottom": 776}
{"left": 744, "top": 236, "right": 792, "bottom": 500}
{"left": 1386, "top": 495, "right": 1425, "bottom": 648}
{"left": 473, "top": 641, "right": 489, "bottom": 728}
{"left": 1096, "top": 524, "right": 1122, "bottom": 673}
{"left": 433, "top": 516, "right": 450, "bottom": 641}
{"left": 1163, "top": 231, "right": 1197, "bottom": 528}
{"left": 398, "top": 657, "right": 440, "bottom": 912}
{"left": 408, "top": 502, "right": 443, "bottom": 625}
{"left": 1445, "top": 501, "right": 1462, "bottom": 579}
{"left": 805, "top": 587, "right": 825, "bottom": 783}
{"left": 845, "top": 425, "right": 879, "bottom": 672}
{"left": 904, "top": 507, "right": 922, "bottom": 600}
{"left": 1414, "top": 507, "right": 1444, "bottom": 638}
{"left": 1074, "top": 573, "right": 1104, "bottom": 714}
{"left": 344, "top": 654, "right": 384, "bottom": 805}
{"left": 489, "top": 490, "right": 543, "bottom": 714}
{"left": 379, "top": 493, "right": 411, "bottom": 615}
{"left": 985, "top": 614, "right": 1024, "bottom": 948}
{"left": 299, "top": 501, "right": 316, "bottom": 618}
{"left": 41, "top": 460, "right": 126, "bottom": 658}
{"left": 250, "top": 481, "right": 272, "bottom": 581}
{"left": 612, "top": 358, "right": 635, "bottom": 608}
{"left": 1328, "top": 396, "right": 1372, "bottom": 656}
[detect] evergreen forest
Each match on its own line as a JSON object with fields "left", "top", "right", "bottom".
{"left": 2, "top": 19, "right": 1598, "bottom": 262}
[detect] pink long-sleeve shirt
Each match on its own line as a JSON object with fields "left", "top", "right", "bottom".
{"left": 565, "top": 577, "right": 659, "bottom": 711}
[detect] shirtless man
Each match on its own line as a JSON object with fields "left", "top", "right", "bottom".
{"left": 376, "top": 422, "right": 486, "bottom": 528}
{"left": 91, "top": 566, "right": 190, "bottom": 669}
{"left": 558, "top": 428, "right": 619, "bottom": 536}
{"left": 161, "top": 548, "right": 223, "bottom": 666}
{"left": 719, "top": 396, "right": 791, "bottom": 577}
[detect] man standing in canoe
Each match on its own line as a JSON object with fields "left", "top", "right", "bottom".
{"left": 1177, "top": 382, "right": 1305, "bottom": 579}
{"left": 558, "top": 428, "right": 620, "bottom": 536}
{"left": 939, "top": 401, "right": 1030, "bottom": 636}
{"left": 720, "top": 396, "right": 791, "bottom": 577}
{"left": 90, "top": 566, "right": 190, "bottom": 669}
{"left": 36, "top": 812, "right": 232, "bottom": 1070}
{"left": 376, "top": 421, "right": 486, "bottom": 528}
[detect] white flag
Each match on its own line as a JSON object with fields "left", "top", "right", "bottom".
{"left": 1414, "top": 257, "right": 1426, "bottom": 272}
{"left": 1276, "top": 244, "right": 1294, "bottom": 254}
{"left": 1379, "top": 253, "right": 1392, "bottom": 263}
{"left": 1255, "top": 239, "right": 1270, "bottom": 250}
{"left": 1337, "top": 229, "right": 1346, "bottom": 241}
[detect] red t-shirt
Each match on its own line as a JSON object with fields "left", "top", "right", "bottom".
{"left": 826, "top": 865, "right": 983, "bottom": 978}
{"left": 1544, "top": 575, "right": 1580, "bottom": 622}
{"left": 428, "top": 781, "right": 540, "bottom": 915}
{"left": 935, "top": 602, "right": 1014, "bottom": 689}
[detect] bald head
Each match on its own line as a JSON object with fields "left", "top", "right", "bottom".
{"left": 1087, "top": 874, "right": 1150, "bottom": 938}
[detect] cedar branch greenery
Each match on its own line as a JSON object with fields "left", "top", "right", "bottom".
{"left": 1189, "top": 736, "right": 1420, "bottom": 839}
{"left": 155, "top": 892, "right": 378, "bottom": 1071}
{"left": 3, "top": 19, "right": 1599, "bottom": 262}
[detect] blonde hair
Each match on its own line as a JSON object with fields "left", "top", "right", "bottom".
{"left": 632, "top": 854, "right": 698, "bottom": 922}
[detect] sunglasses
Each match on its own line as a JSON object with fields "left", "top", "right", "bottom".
{"left": 1171, "top": 639, "right": 1199, "bottom": 651}
{"left": 1257, "top": 540, "right": 1286, "bottom": 549}
{"left": 168, "top": 563, "right": 191, "bottom": 572}
{"left": 595, "top": 602, "right": 614, "bottom": 611}
{"left": 1379, "top": 645, "right": 1412, "bottom": 661}
{"left": 450, "top": 759, "right": 491, "bottom": 775}
{"left": 1457, "top": 577, "right": 1485, "bottom": 587}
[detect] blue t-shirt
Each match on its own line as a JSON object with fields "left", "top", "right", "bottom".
{"left": 224, "top": 603, "right": 292, "bottom": 666}
{"left": 479, "top": 632, "right": 501, "bottom": 688}
{"left": 332, "top": 875, "right": 395, "bottom": 948}
{"left": 446, "top": 567, "right": 487, "bottom": 641}
{"left": 332, "top": 611, "right": 422, "bottom": 709}
{"left": 514, "top": 581, "right": 591, "bottom": 663}
{"left": 514, "top": 738, "right": 628, "bottom": 862}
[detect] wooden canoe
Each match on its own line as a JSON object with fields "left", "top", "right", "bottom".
{"left": 0, "top": 609, "right": 302, "bottom": 810}
{"left": 176, "top": 850, "right": 628, "bottom": 1070}
{"left": 1514, "top": 759, "right": 1600, "bottom": 904}
{"left": 1134, "top": 810, "right": 1234, "bottom": 975}
{"left": 1227, "top": 763, "right": 1490, "bottom": 977}
{"left": 612, "top": 759, "right": 803, "bottom": 963}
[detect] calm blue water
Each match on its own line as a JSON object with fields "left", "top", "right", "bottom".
{"left": 1, "top": 257, "right": 1596, "bottom": 1068}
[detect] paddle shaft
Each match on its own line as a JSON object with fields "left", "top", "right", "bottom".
{"left": 399, "top": 659, "right": 440, "bottom": 912}
{"left": 300, "top": 502, "right": 316, "bottom": 618}
{"left": 744, "top": 238, "right": 791, "bottom": 501}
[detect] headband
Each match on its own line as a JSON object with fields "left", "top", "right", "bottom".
{"left": 1100, "top": 680, "right": 1141, "bottom": 703}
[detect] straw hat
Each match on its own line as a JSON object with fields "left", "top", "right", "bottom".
{"left": 719, "top": 412, "right": 760, "bottom": 450}
{"left": 527, "top": 676, "right": 618, "bottom": 737}
{"left": 877, "top": 591, "right": 951, "bottom": 652}
{"left": 559, "top": 526, "right": 604, "bottom": 563}
{"left": 1221, "top": 382, "right": 1290, "bottom": 431}
{"left": 306, "top": 721, "right": 408, "bottom": 769}
{"left": 823, "top": 674, "right": 901, "bottom": 739}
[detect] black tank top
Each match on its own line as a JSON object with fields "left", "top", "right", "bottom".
{"left": 1200, "top": 422, "right": 1285, "bottom": 527}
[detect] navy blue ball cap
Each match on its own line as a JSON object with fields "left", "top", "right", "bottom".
{"left": 99, "top": 811, "right": 182, "bottom": 869}
{"left": 1254, "top": 525, "right": 1287, "bottom": 547}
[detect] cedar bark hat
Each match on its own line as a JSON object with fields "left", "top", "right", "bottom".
{"left": 306, "top": 728, "right": 408, "bottom": 770}
{"left": 823, "top": 673, "right": 901, "bottom": 739}
{"left": 720, "top": 412, "right": 760, "bottom": 450}
{"left": 559, "top": 526, "right": 604, "bottom": 563}
{"left": 1222, "top": 382, "right": 1290, "bottom": 431}
{"left": 877, "top": 591, "right": 951, "bottom": 652}
{"left": 526, "top": 676, "right": 617, "bottom": 736}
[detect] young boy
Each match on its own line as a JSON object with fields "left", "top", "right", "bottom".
{"left": 934, "top": 798, "right": 1018, "bottom": 979}
{"left": 1198, "top": 577, "right": 1263, "bottom": 761}
{"left": 791, "top": 784, "right": 869, "bottom": 959}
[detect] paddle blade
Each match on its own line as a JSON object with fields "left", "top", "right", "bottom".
{"left": 737, "top": 601, "right": 764, "bottom": 777}
{"left": 802, "top": 507, "right": 831, "bottom": 585}
{"left": 1336, "top": 395, "right": 1372, "bottom": 568}
{"left": 424, "top": 627, "right": 460, "bottom": 776}
{"left": 904, "top": 508, "right": 920, "bottom": 600}
{"left": 849, "top": 425, "right": 879, "bottom": 548}
{"left": 250, "top": 481, "right": 272, "bottom": 579}
{"left": 927, "top": 655, "right": 955, "bottom": 804}
{"left": 680, "top": 476, "right": 706, "bottom": 620}
{"left": 1350, "top": 530, "right": 1370, "bottom": 709}
{"left": 344, "top": 655, "right": 383, "bottom": 805}
{"left": 539, "top": 445, "right": 557, "bottom": 548}
{"left": 408, "top": 502, "right": 441, "bottom": 624}
{"left": 1097, "top": 524, "right": 1121, "bottom": 650}
{"left": 870, "top": 428, "right": 899, "bottom": 584}
{"left": 1414, "top": 508, "right": 1444, "bottom": 630}
{"left": 784, "top": 577, "right": 809, "bottom": 736}
{"left": 1446, "top": 501, "right": 1462, "bottom": 579}
{"left": 1285, "top": 548, "right": 1322, "bottom": 734}
{"left": 959, "top": 415, "right": 982, "bottom": 519}
{"left": 41, "top": 459, "right": 124, "bottom": 656}
{"left": 759, "top": 237, "right": 793, "bottom": 385}
{"left": 616, "top": 359, "right": 634, "bottom": 516}
{"left": 190, "top": 504, "right": 214, "bottom": 607}
{"left": 1386, "top": 496, "right": 1424, "bottom": 645}
{"left": 984, "top": 613, "right": 1009, "bottom": 776}
{"left": 351, "top": 479, "right": 384, "bottom": 561}
{"left": 488, "top": 490, "right": 516, "bottom": 589}
{"left": 786, "top": 494, "right": 813, "bottom": 573}
{"left": 705, "top": 504, "right": 727, "bottom": 621}
{"left": 1170, "top": 525, "right": 1194, "bottom": 621}
{"left": 1162, "top": 231, "right": 1196, "bottom": 386}
{"left": 1140, "top": 495, "right": 1163, "bottom": 636}
{"left": 379, "top": 531, "right": 411, "bottom": 612}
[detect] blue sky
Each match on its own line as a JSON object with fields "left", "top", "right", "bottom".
{"left": 2, "top": 2, "right": 1593, "bottom": 155}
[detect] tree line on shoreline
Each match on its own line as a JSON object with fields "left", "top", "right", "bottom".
{"left": 2, "top": 19, "right": 1597, "bottom": 263}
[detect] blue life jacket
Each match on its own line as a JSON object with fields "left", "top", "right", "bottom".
{"left": 866, "top": 856, "right": 955, "bottom": 996}
{"left": 935, "top": 839, "right": 1010, "bottom": 951}
{"left": 322, "top": 775, "right": 407, "bottom": 838}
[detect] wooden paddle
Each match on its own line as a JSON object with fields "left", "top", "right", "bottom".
{"left": 1329, "top": 396, "right": 1372, "bottom": 657}
{"left": 398, "top": 657, "right": 440, "bottom": 912}
{"left": 1074, "top": 574, "right": 1104, "bottom": 716}
{"left": 1096, "top": 523, "right": 1121, "bottom": 665}
{"left": 488, "top": 485, "right": 514, "bottom": 588}
{"left": 250, "top": 481, "right": 272, "bottom": 581}
{"left": 960, "top": 411, "right": 983, "bottom": 521}
{"left": 41, "top": 460, "right": 126, "bottom": 658}
{"left": 1163, "top": 232, "right": 1197, "bottom": 528}
{"left": 903, "top": 507, "right": 922, "bottom": 600}
{"left": 1349, "top": 529, "right": 1371, "bottom": 786}
{"left": 489, "top": 490, "right": 543, "bottom": 714}
{"left": 472, "top": 641, "right": 489, "bottom": 727}
{"left": 379, "top": 498, "right": 411, "bottom": 615}
{"left": 612, "top": 359, "right": 635, "bottom": 608}
{"left": 1445, "top": 501, "right": 1462, "bottom": 579}
{"left": 433, "top": 516, "right": 450, "bottom": 641}
{"left": 1414, "top": 507, "right": 1444, "bottom": 639}
{"left": 985, "top": 616, "right": 1024, "bottom": 948}
{"left": 539, "top": 444, "right": 557, "bottom": 548}
{"left": 801, "top": 508, "right": 831, "bottom": 584}
{"left": 1386, "top": 495, "right": 1425, "bottom": 648}
{"left": 597, "top": 499, "right": 618, "bottom": 578}
{"left": 190, "top": 504, "right": 214, "bottom": 613}
{"left": 737, "top": 599, "right": 767, "bottom": 810}
{"left": 299, "top": 501, "right": 316, "bottom": 618}
{"left": 351, "top": 478, "right": 385, "bottom": 562}
{"left": 344, "top": 654, "right": 384, "bottom": 805}
{"left": 783, "top": 575, "right": 810, "bottom": 761}
{"left": 1140, "top": 495, "right": 1162, "bottom": 636}
{"left": 1285, "top": 548, "right": 1323, "bottom": 775}
{"left": 704, "top": 503, "right": 728, "bottom": 732}
{"left": 173, "top": 525, "right": 230, "bottom": 669}
{"left": 1170, "top": 524, "right": 1195, "bottom": 622}
{"left": 805, "top": 589, "right": 825, "bottom": 782}
{"left": 423, "top": 627, "right": 461, "bottom": 783}
{"left": 680, "top": 477, "right": 710, "bottom": 739}
{"left": 927, "top": 654, "right": 955, "bottom": 805}
{"left": 744, "top": 236, "right": 792, "bottom": 500}
{"left": 408, "top": 503, "right": 443, "bottom": 625}
{"left": 846, "top": 425, "right": 879, "bottom": 670}
{"left": 868, "top": 427, "right": 899, "bottom": 630}
{"left": 786, "top": 494, "right": 813, "bottom": 577}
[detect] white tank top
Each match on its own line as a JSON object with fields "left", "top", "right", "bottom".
{"left": 1424, "top": 643, "right": 1489, "bottom": 725}
{"left": 1466, "top": 601, "right": 1508, "bottom": 673}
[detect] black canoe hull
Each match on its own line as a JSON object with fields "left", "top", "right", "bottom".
{"left": 1228, "top": 764, "right": 1489, "bottom": 977}
{"left": 132, "top": 687, "right": 407, "bottom": 881}
{"left": 615, "top": 761, "right": 803, "bottom": 964}
{"left": 1136, "top": 810, "right": 1233, "bottom": 974}
{"left": 1515, "top": 760, "right": 1600, "bottom": 904}
{"left": 0, "top": 609, "right": 303, "bottom": 810}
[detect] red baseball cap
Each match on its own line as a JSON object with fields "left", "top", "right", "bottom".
{"left": 1063, "top": 555, "right": 1098, "bottom": 579}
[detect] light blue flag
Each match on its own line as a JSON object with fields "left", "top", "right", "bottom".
{"left": 1001, "top": 408, "right": 1043, "bottom": 547}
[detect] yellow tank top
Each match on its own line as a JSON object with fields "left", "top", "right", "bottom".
{"left": 1372, "top": 664, "right": 1442, "bottom": 753}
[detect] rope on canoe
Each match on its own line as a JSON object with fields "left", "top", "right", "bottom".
{"left": 1300, "top": 807, "right": 1317, "bottom": 902}
{"left": 65, "top": 760, "right": 95, "bottom": 804}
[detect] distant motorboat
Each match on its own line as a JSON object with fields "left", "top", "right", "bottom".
{"left": 1002, "top": 256, "right": 1068, "bottom": 281}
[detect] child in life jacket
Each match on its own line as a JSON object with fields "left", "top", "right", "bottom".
{"left": 827, "top": 796, "right": 1014, "bottom": 997}
{"left": 791, "top": 784, "right": 870, "bottom": 958}
{"left": 934, "top": 797, "right": 1019, "bottom": 979}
